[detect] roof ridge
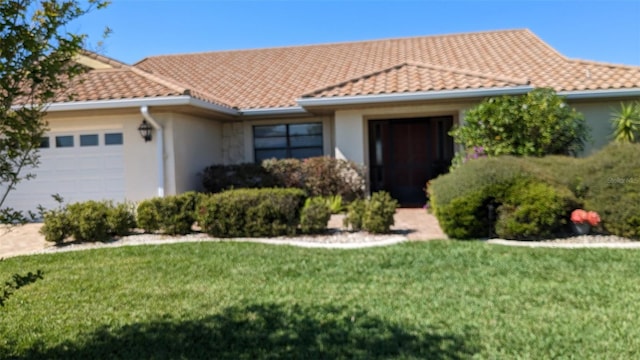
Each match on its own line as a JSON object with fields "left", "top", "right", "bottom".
{"left": 405, "top": 61, "right": 530, "bottom": 85}
{"left": 565, "top": 58, "right": 640, "bottom": 70}
{"left": 134, "top": 28, "right": 532, "bottom": 61}
{"left": 303, "top": 61, "right": 530, "bottom": 97}
{"left": 80, "top": 50, "right": 130, "bottom": 68}
{"left": 128, "top": 67, "right": 236, "bottom": 109}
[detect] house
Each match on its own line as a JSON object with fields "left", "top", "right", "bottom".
{"left": 5, "top": 29, "right": 640, "bottom": 212}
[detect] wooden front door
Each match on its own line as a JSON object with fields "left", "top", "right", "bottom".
{"left": 368, "top": 117, "right": 454, "bottom": 207}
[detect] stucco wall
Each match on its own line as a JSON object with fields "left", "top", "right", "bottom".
{"left": 222, "top": 122, "right": 245, "bottom": 164}
{"left": 170, "top": 114, "right": 222, "bottom": 193}
{"left": 570, "top": 99, "right": 639, "bottom": 156}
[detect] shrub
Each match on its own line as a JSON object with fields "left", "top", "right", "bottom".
{"left": 299, "top": 197, "right": 331, "bottom": 234}
{"left": 136, "top": 193, "right": 200, "bottom": 235}
{"left": 108, "top": 202, "right": 137, "bottom": 237}
{"left": 343, "top": 199, "right": 366, "bottom": 231}
{"left": 66, "top": 201, "right": 111, "bottom": 242}
{"left": 495, "top": 180, "right": 578, "bottom": 240}
{"left": 450, "top": 88, "right": 588, "bottom": 157}
{"left": 324, "top": 195, "right": 345, "bottom": 214}
{"left": 136, "top": 198, "right": 162, "bottom": 233}
{"left": 40, "top": 207, "right": 71, "bottom": 243}
{"left": 363, "top": 191, "right": 398, "bottom": 234}
{"left": 201, "top": 163, "right": 276, "bottom": 193}
{"left": 261, "top": 158, "right": 304, "bottom": 188}
{"left": 429, "top": 156, "right": 579, "bottom": 240}
{"left": 610, "top": 101, "right": 640, "bottom": 143}
{"left": 198, "top": 188, "right": 306, "bottom": 238}
{"left": 301, "top": 157, "right": 365, "bottom": 202}
{"left": 579, "top": 143, "right": 640, "bottom": 238}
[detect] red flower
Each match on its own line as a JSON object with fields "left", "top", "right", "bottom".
{"left": 571, "top": 209, "right": 588, "bottom": 224}
{"left": 586, "top": 211, "right": 601, "bottom": 226}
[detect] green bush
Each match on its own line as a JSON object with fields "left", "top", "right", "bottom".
{"left": 495, "top": 180, "right": 578, "bottom": 240}
{"left": 450, "top": 88, "right": 588, "bottom": 157}
{"left": 430, "top": 143, "right": 640, "bottom": 240}
{"left": 429, "top": 156, "right": 579, "bottom": 240}
{"left": 40, "top": 207, "right": 71, "bottom": 243}
{"left": 299, "top": 197, "right": 331, "bottom": 234}
{"left": 108, "top": 202, "right": 137, "bottom": 237}
{"left": 198, "top": 188, "right": 306, "bottom": 238}
{"left": 579, "top": 143, "right": 640, "bottom": 238}
{"left": 261, "top": 158, "right": 304, "bottom": 188}
{"left": 201, "top": 163, "right": 276, "bottom": 193}
{"left": 343, "top": 199, "right": 366, "bottom": 231}
{"left": 66, "top": 201, "right": 112, "bottom": 242}
{"left": 136, "top": 193, "right": 200, "bottom": 235}
{"left": 363, "top": 191, "right": 398, "bottom": 234}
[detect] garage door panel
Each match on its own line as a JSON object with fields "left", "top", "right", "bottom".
{"left": 2, "top": 131, "right": 125, "bottom": 214}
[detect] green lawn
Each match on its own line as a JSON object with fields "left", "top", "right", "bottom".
{"left": 2, "top": 241, "right": 640, "bottom": 359}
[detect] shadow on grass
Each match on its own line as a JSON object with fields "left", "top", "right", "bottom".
{"left": 20, "top": 303, "right": 479, "bottom": 359}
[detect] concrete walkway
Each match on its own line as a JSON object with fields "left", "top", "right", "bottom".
{"left": 0, "top": 209, "right": 447, "bottom": 258}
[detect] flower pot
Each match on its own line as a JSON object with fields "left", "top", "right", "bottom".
{"left": 572, "top": 222, "right": 591, "bottom": 235}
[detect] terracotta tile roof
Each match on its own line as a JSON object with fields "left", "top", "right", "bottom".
{"left": 303, "top": 62, "right": 530, "bottom": 98}
{"left": 133, "top": 29, "right": 640, "bottom": 109}
{"left": 48, "top": 52, "right": 236, "bottom": 109}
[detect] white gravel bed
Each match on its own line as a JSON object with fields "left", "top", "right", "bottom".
{"left": 32, "top": 230, "right": 409, "bottom": 255}
{"left": 487, "top": 234, "right": 639, "bottom": 248}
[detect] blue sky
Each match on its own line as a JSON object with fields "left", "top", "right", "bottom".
{"left": 75, "top": 0, "right": 640, "bottom": 66}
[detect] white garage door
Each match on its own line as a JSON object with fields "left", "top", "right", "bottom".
{"left": 2, "top": 130, "right": 126, "bottom": 215}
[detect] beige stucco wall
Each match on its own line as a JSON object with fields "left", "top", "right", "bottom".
{"left": 570, "top": 99, "right": 639, "bottom": 156}
{"left": 222, "top": 122, "right": 245, "bottom": 164}
{"left": 169, "top": 114, "right": 222, "bottom": 193}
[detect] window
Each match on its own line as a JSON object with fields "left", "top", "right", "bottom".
{"left": 80, "top": 134, "right": 99, "bottom": 147}
{"left": 105, "top": 133, "right": 123, "bottom": 145}
{"left": 55, "top": 135, "right": 74, "bottom": 148}
{"left": 39, "top": 137, "right": 50, "bottom": 149}
{"left": 253, "top": 123, "right": 323, "bottom": 163}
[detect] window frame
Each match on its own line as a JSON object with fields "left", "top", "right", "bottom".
{"left": 253, "top": 122, "right": 323, "bottom": 163}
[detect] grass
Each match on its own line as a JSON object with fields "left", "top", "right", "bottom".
{"left": 1, "top": 241, "right": 640, "bottom": 359}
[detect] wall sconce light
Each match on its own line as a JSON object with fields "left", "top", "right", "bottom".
{"left": 138, "top": 119, "right": 153, "bottom": 142}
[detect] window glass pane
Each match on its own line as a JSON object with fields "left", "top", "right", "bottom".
{"left": 254, "top": 125, "right": 286, "bottom": 137}
{"left": 255, "top": 149, "right": 288, "bottom": 162}
{"left": 290, "top": 147, "right": 323, "bottom": 159}
{"left": 55, "top": 135, "right": 74, "bottom": 148}
{"left": 39, "top": 137, "right": 50, "bottom": 149}
{"left": 80, "top": 134, "right": 99, "bottom": 147}
{"left": 105, "top": 133, "right": 123, "bottom": 145}
{"left": 254, "top": 136, "right": 287, "bottom": 149}
{"left": 290, "top": 135, "right": 323, "bottom": 147}
{"left": 289, "top": 123, "right": 322, "bottom": 136}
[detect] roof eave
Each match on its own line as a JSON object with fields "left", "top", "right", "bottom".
{"left": 296, "top": 86, "right": 534, "bottom": 107}
{"left": 38, "top": 96, "right": 240, "bottom": 116}
{"left": 239, "top": 106, "right": 308, "bottom": 117}
{"left": 558, "top": 88, "right": 640, "bottom": 100}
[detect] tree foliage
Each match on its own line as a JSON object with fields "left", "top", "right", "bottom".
{"left": 0, "top": 0, "right": 108, "bottom": 224}
{"left": 450, "top": 88, "right": 589, "bottom": 158}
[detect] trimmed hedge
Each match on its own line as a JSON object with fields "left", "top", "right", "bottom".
{"left": 200, "top": 163, "right": 276, "bottom": 193}
{"left": 40, "top": 201, "right": 136, "bottom": 243}
{"left": 136, "top": 192, "right": 202, "bottom": 235}
{"left": 198, "top": 188, "right": 306, "bottom": 238}
{"left": 299, "top": 197, "right": 331, "bottom": 234}
{"left": 429, "top": 143, "right": 640, "bottom": 240}
{"left": 343, "top": 191, "right": 398, "bottom": 234}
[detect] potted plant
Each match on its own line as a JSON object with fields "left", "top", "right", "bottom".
{"left": 570, "top": 209, "right": 601, "bottom": 235}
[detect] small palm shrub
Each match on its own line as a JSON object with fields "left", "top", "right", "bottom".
{"left": 299, "top": 197, "right": 331, "bottom": 234}
{"left": 198, "top": 188, "right": 306, "bottom": 238}
{"left": 610, "top": 101, "right": 640, "bottom": 143}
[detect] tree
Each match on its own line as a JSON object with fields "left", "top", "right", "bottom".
{"left": 610, "top": 101, "right": 640, "bottom": 143}
{"left": 0, "top": 0, "right": 109, "bottom": 224}
{"left": 450, "top": 88, "right": 589, "bottom": 159}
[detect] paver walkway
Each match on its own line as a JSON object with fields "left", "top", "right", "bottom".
{"left": 0, "top": 209, "right": 446, "bottom": 258}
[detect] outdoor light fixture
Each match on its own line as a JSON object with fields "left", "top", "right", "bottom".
{"left": 138, "top": 119, "right": 153, "bottom": 142}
